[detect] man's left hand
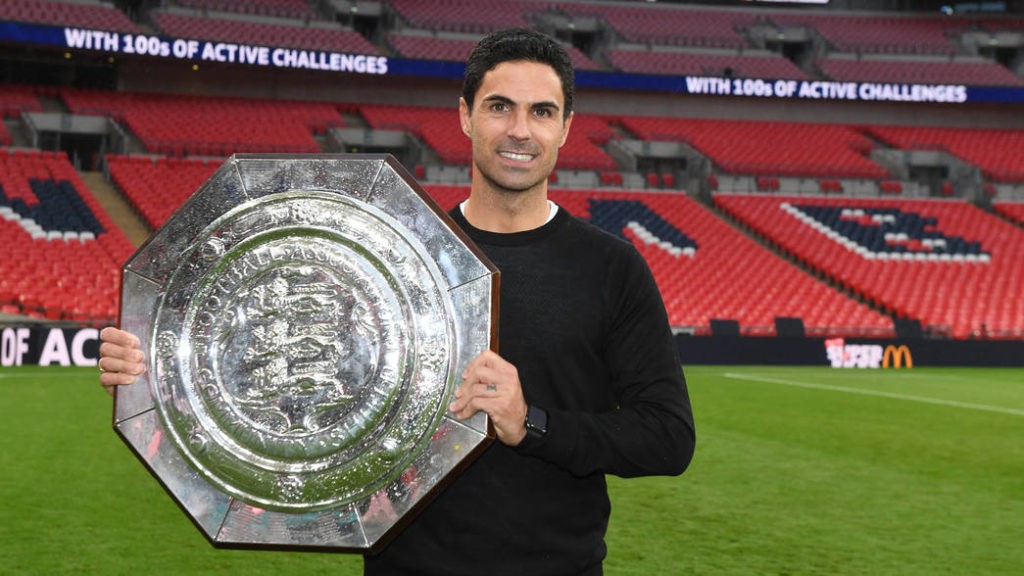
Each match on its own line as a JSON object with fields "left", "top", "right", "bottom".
{"left": 449, "top": 349, "right": 528, "bottom": 446}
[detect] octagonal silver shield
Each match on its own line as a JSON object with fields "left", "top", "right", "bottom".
{"left": 114, "top": 154, "right": 497, "bottom": 552}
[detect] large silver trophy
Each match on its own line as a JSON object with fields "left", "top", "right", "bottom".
{"left": 114, "top": 154, "right": 498, "bottom": 552}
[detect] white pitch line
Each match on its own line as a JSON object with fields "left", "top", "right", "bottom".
{"left": 722, "top": 373, "right": 1024, "bottom": 418}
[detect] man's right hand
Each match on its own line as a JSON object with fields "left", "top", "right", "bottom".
{"left": 98, "top": 326, "right": 146, "bottom": 391}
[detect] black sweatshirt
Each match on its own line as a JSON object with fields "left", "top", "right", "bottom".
{"left": 364, "top": 205, "right": 696, "bottom": 576}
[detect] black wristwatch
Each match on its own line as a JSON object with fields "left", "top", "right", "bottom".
{"left": 524, "top": 405, "right": 548, "bottom": 440}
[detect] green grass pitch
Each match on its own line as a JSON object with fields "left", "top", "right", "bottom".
{"left": 1, "top": 365, "right": 1022, "bottom": 575}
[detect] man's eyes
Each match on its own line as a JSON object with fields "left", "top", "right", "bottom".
{"left": 485, "top": 102, "right": 557, "bottom": 118}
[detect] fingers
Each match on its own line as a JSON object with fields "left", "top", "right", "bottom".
{"left": 449, "top": 350, "right": 512, "bottom": 416}
{"left": 450, "top": 350, "right": 528, "bottom": 446}
{"left": 98, "top": 352, "right": 145, "bottom": 377}
{"left": 100, "top": 369, "right": 142, "bottom": 388}
{"left": 460, "top": 350, "right": 515, "bottom": 389}
{"left": 98, "top": 326, "right": 146, "bottom": 389}
{"left": 100, "top": 326, "right": 141, "bottom": 348}
{"left": 98, "top": 340, "right": 145, "bottom": 365}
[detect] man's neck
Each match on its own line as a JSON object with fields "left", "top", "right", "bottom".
{"left": 463, "top": 184, "right": 551, "bottom": 233}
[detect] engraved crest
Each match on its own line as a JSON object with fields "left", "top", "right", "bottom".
{"left": 222, "top": 265, "right": 378, "bottom": 435}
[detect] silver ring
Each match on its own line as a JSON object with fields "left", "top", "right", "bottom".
{"left": 486, "top": 383, "right": 497, "bottom": 392}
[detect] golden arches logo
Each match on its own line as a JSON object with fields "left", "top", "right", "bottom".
{"left": 882, "top": 345, "right": 913, "bottom": 369}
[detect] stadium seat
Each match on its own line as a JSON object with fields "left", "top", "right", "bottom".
{"left": 867, "top": 125, "right": 1024, "bottom": 183}
{"left": 715, "top": 194, "right": 1024, "bottom": 339}
{"left": 0, "top": 150, "right": 133, "bottom": 323}
{"left": 993, "top": 201, "right": 1024, "bottom": 225}
{"left": 552, "top": 2, "right": 756, "bottom": 48}
{"left": 819, "top": 57, "right": 1024, "bottom": 87}
{"left": 151, "top": 11, "right": 379, "bottom": 54}
{"left": 388, "top": 0, "right": 538, "bottom": 34}
{"left": 0, "top": 0, "right": 139, "bottom": 33}
{"left": 61, "top": 88, "right": 340, "bottom": 158}
{"left": 607, "top": 49, "right": 808, "bottom": 80}
{"left": 107, "top": 155, "right": 221, "bottom": 229}
{"left": 620, "top": 116, "right": 889, "bottom": 180}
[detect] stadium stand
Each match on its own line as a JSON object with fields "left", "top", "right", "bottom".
{"left": 551, "top": 2, "right": 757, "bottom": 49}
{"left": 388, "top": 0, "right": 539, "bottom": 34}
{"left": 60, "top": 88, "right": 341, "bottom": 157}
{"left": 172, "top": 0, "right": 320, "bottom": 21}
{"left": 553, "top": 114, "right": 618, "bottom": 171}
{"left": 387, "top": 33, "right": 479, "bottom": 63}
{"left": 994, "top": 201, "right": 1024, "bottom": 225}
{"left": 865, "top": 125, "right": 1024, "bottom": 183}
{"left": 715, "top": 194, "right": 1024, "bottom": 339}
{"left": 0, "top": 149, "right": 133, "bottom": 322}
{"left": 387, "top": 32, "right": 602, "bottom": 70}
{"left": 977, "top": 18, "right": 1024, "bottom": 32}
{"left": 426, "top": 185, "right": 893, "bottom": 337}
{"left": 0, "top": 84, "right": 44, "bottom": 118}
{"left": 0, "top": 0, "right": 139, "bottom": 33}
{"left": 151, "top": 10, "right": 380, "bottom": 54}
{"left": 606, "top": 49, "right": 809, "bottom": 80}
{"left": 768, "top": 13, "right": 970, "bottom": 55}
{"left": 818, "top": 57, "right": 1024, "bottom": 86}
{"left": 619, "top": 116, "right": 888, "bottom": 179}
{"left": 106, "top": 155, "right": 221, "bottom": 229}
{"left": 359, "top": 104, "right": 469, "bottom": 165}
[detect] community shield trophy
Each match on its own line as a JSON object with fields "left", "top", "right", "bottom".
{"left": 114, "top": 154, "right": 498, "bottom": 552}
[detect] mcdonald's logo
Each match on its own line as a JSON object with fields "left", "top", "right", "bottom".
{"left": 882, "top": 345, "right": 913, "bottom": 369}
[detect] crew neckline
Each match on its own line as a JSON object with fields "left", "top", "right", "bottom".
{"left": 451, "top": 200, "right": 567, "bottom": 246}
{"left": 458, "top": 200, "right": 558, "bottom": 224}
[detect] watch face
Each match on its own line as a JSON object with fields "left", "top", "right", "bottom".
{"left": 527, "top": 405, "right": 548, "bottom": 436}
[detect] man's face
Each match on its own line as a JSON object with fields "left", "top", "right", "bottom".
{"left": 460, "top": 60, "right": 573, "bottom": 196}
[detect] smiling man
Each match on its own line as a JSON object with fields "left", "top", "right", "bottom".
{"left": 365, "top": 28, "right": 696, "bottom": 575}
{"left": 458, "top": 57, "right": 571, "bottom": 233}
{"left": 99, "top": 27, "right": 695, "bottom": 576}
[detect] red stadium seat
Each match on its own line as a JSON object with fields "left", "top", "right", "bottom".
{"left": 867, "top": 125, "right": 1024, "bottom": 183}
{"left": 607, "top": 49, "right": 809, "bottom": 80}
{"left": 621, "top": 116, "right": 889, "bottom": 180}
{"left": 0, "top": 150, "right": 132, "bottom": 323}
{"left": 715, "top": 194, "right": 1024, "bottom": 339}
{"left": 62, "top": 88, "right": 341, "bottom": 158}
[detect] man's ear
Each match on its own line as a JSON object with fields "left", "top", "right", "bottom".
{"left": 558, "top": 111, "right": 574, "bottom": 148}
{"left": 459, "top": 97, "right": 472, "bottom": 138}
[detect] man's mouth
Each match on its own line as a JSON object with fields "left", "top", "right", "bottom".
{"left": 498, "top": 151, "right": 535, "bottom": 162}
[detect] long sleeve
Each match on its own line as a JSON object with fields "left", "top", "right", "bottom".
{"left": 515, "top": 239, "right": 696, "bottom": 478}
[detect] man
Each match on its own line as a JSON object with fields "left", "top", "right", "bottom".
{"left": 100, "top": 28, "right": 695, "bottom": 576}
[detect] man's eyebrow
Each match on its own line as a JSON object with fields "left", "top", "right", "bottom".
{"left": 481, "top": 94, "right": 514, "bottom": 106}
{"left": 481, "top": 94, "right": 561, "bottom": 112}
{"left": 531, "top": 101, "right": 560, "bottom": 112}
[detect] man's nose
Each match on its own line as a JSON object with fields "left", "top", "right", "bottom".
{"left": 507, "top": 109, "right": 531, "bottom": 140}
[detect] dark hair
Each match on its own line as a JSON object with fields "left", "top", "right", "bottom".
{"left": 462, "top": 28, "right": 575, "bottom": 119}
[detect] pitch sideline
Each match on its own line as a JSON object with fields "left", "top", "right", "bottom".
{"left": 722, "top": 372, "right": 1024, "bottom": 417}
